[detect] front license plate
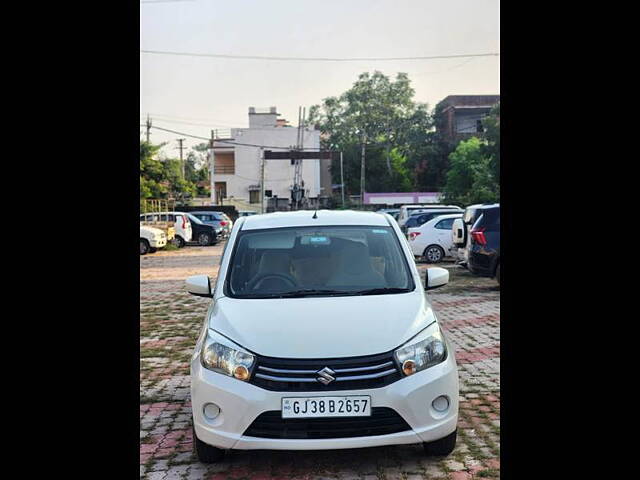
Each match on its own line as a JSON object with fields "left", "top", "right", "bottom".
{"left": 281, "top": 396, "right": 371, "bottom": 419}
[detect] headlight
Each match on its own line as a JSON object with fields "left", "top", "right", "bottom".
{"left": 200, "top": 330, "right": 255, "bottom": 381}
{"left": 394, "top": 322, "right": 447, "bottom": 376}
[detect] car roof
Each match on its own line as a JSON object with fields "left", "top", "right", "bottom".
{"left": 409, "top": 208, "right": 464, "bottom": 217}
{"left": 141, "top": 211, "right": 188, "bottom": 215}
{"left": 188, "top": 211, "right": 223, "bottom": 215}
{"left": 240, "top": 210, "right": 391, "bottom": 231}
{"left": 402, "top": 204, "right": 460, "bottom": 209}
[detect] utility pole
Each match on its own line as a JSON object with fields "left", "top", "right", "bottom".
{"left": 260, "top": 147, "right": 266, "bottom": 214}
{"left": 340, "top": 151, "right": 345, "bottom": 207}
{"left": 360, "top": 134, "right": 366, "bottom": 207}
{"left": 146, "top": 115, "right": 152, "bottom": 143}
{"left": 177, "top": 138, "right": 186, "bottom": 179}
{"left": 209, "top": 130, "right": 216, "bottom": 205}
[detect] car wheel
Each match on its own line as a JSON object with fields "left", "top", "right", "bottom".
{"left": 149, "top": 247, "right": 157, "bottom": 253}
{"left": 193, "top": 425, "right": 224, "bottom": 463}
{"left": 140, "top": 239, "right": 150, "bottom": 255}
{"left": 174, "top": 236, "right": 186, "bottom": 248}
{"left": 198, "top": 233, "right": 211, "bottom": 246}
{"left": 423, "top": 245, "right": 445, "bottom": 264}
{"left": 496, "top": 263, "right": 500, "bottom": 285}
{"left": 423, "top": 430, "right": 457, "bottom": 456}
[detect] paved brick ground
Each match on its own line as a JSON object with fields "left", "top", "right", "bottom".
{"left": 140, "top": 244, "right": 500, "bottom": 479}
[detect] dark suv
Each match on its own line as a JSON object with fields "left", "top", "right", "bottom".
{"left": 467, "top": 205, "right": 500, "bottom": 284}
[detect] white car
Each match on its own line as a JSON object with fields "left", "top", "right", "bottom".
{"left": 140, "top": 225, "right": 167, "bottom": 255}
{"left": 139, "top": 211, "right": 193, "bottom": 248}
{"left": 185, "top": 210, "right": 459, "bottom": 463}
{"left": 397, "top": 204, "right": 462, "bottom": 229}
{"left": 407, "top": 214, "right": 463, "bottom": 263}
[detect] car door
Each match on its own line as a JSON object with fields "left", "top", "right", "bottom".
{"left": 433, "top": 217, "right": 457, "bottom": 254}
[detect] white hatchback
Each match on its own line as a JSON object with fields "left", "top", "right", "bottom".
{"left": 185, "top": 210, "right": 459, "bottom": 462}
{"left": 407, "top": 213, "right": 463, "bottom": 263}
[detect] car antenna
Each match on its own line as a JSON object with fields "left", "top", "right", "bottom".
{"left": 312, "top": 209, "right": 318, "bottom": 219}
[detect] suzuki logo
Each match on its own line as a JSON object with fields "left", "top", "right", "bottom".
{"left": 316, "top": 367, "right": 336, "bottom": 385}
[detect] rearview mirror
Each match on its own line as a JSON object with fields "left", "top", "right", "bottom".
{"left": 185, "top": 275, "right": 213, "bottom": 297}
{"left": 425, "top": 267, "right": 449, "bottom": 290}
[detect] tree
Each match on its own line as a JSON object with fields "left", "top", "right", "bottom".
{"left": 443, "top": 137, "right": 498, "bottom": 206}
{"left": 482, "top": 102, "right": 500, "bottom": 186}
{"left": 308, "top": 71, "right": 434, "bottom": 195}
{"left": 139, "top": 140, "right": 199, "bottom": 201}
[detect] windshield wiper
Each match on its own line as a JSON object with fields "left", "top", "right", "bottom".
{"left": 351, "top": 287, "right": 412, "bottom": 296}
{"left": 275, "top": 289, "right": 349, "bottom": 298}
{"left": 236, "top": 289, "right": 349, "bottom": 299}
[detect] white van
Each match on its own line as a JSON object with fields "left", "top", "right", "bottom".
{"left": 185, "top": 210, "right": 459, "bottom": 463}
{"left": 139, "top": 211, "right": 193, "bottom": 248}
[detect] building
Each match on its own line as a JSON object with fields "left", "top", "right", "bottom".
{"left": 210, "top": 107, "right": 322, "bottom": 211}
{"left": 363, "top": 192, "right": 443, "bottom": 206}
{"left": 435, "top": 95, "right": 500, "bottom": 143}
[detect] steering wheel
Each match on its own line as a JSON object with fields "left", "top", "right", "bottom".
{"left": 247, "top": 273, "right": 299, "bottom": 291}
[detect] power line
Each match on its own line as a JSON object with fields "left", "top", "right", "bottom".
{"left": 147, "top": 124, "right": 322, "bottom": 150}
{"left": 140, "top": 50, "right": 500, "bottom": 62}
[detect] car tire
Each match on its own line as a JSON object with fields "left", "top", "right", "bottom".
{"left": 174, "top": 236, "right": 186, "bottom": 248}
{"left": 198, "top": 233, "right": 212, "bottom": 246}
{"left": 193, "top": 425, "right": 225, "bottom": 463}
{"left": 423, "top": 245, "right": 445, "bottom": 264}
{"left": 140, "top": 239, "right": 150, "bottom": 255}
{"left": 149, "top": 247, "right": 157, "bottom": 254}
{"left": 423, "top": 429, "right": 457, "bottom": 456}
{"left": 496, "top": 262, "right": 500, "bottom": 285}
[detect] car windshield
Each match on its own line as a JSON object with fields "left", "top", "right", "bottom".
{"left": 227, "top": 226, "right": 414, "bottom": 298}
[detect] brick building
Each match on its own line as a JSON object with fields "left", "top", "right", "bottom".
{"left": 435, "top": 95, "right": 500, "bottom": 143}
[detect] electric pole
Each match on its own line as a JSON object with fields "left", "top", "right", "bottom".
{"left": 360, "top": 134, "right": 366, "bottom": 207}
{"left": 260, "top": 147, "right": 266, "bottom": 214}
{"left": 209, "top": 130, "right": 216, "bottom": 205}
{"left": 340, "top": 151, "right": 345, "bottom": 207}
{"left": 177, "top": 138, "right": 186, "bottom": 179}
{"left": 146, "top": 115, "right": 152, "bottom": 143}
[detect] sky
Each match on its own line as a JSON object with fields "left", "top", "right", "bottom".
{"left": 140, "top": 0, "right": 500, "bottom": 156}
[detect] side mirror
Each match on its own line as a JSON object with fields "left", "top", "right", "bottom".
{"left": 425, "top": 267, "right": 449, "bottom": 290}
{"left": 186, "top": 275, "right": 213, "bottom": 297}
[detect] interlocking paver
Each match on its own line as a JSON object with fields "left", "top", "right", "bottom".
{"left": 140, "top": 244, "right": 500, "bottom": 479}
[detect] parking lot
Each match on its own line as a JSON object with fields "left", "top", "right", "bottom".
{"left": 140, "top": 243, "right": 500, "bottom": 480}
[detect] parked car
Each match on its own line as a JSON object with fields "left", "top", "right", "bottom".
{"left": 397, "top": 205, "right": 462, "bottom": 229}
{"left": 402, "top": 209, "right": 464, "bottom": 236}
{"left": 184, "top": 213, "right": 218, "bottom": 246}
{"left": 238, "top": 210, "right": 258, "bottom": 217}
{"left": 189, "top": 211, "right": 232, "bottom": 238}
{"left": 451, "top": 204, "right": 496, "bottom": 267}
{"left": 185, "top": 210, "right": 459, "bottom": 463}
{"left": 407, "top": 213, "right": 463, "bottom": 263}
{"left": 139, "top": 211, "right": 193, "bottom": 248}
{"left": 376, "top": 208, "right": 400, "bottom": 220}
{"left": 467, "top": 205, "right": 500, "bottom": 284}
{"left": 140, "top": 225, "right": 167, "bottom": 255}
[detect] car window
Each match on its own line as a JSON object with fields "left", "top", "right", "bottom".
{"left": 480, "top": 208, "right": 500, "bottom": 231}
{"left": 227, "top": 226, "right": 414, "bottom": 298}
{"left": 435, "top": 218, "right": 455, "bottom": 230}
{"left": 188, "top": 214, "right": 203, "bottom": 225}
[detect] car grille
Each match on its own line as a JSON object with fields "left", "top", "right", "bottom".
{"left": 249, "top": 351, "right": 402, "bottom": 391}
{"left": 243, "top": 407, "right": 411, "bottom": 439}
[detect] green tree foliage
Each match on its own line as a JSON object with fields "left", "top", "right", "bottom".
{"left": 308, "top": 71, "right": 435, "bottom": 195}
{"left": 443, "top": 137, "right": 499, "bottom": 206}
{"left": 139, "top": 140, "right": 208, "bottom": 201}
{"left": 482, "top": 102, "right": 500, "bottom": 186}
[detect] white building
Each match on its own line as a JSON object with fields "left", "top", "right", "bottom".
{"left": 210, "top": 107, "right": 322, "bottom": 211}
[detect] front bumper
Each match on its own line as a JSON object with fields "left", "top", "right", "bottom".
{"left": 191, "top": 352, "right": 458, "bottom": 451}
{"left": 150, "top": 237, "right": 167, "bottom": 248}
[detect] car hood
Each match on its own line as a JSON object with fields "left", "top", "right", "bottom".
{"left": 208, "top": 290, "right": 435, "bottom": 358}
